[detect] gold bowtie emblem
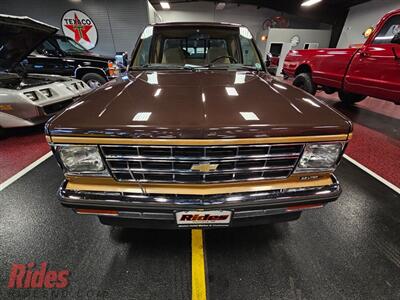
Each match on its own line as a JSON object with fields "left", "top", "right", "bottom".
{"left": 191, "top": 163, "right": 219, "bottom": 172}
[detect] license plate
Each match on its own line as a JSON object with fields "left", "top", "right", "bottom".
{"left": 176, "top": 210, "right": 232, "bottom": 227}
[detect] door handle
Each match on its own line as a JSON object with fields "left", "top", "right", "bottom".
{"left": 360, "top": 51, "right": 370, "bottom": 58}
{"left": 392, "top": 47, "right": 400, "bottom": 61}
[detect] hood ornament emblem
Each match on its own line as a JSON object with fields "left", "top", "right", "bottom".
{"left": 191, "top": 163, "right": 219, "bottom": 172}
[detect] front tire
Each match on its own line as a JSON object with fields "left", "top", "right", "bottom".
{"left": 293, "top": 73, "right": 316, "bottom": 95}
{"left": 338, "top": 91, "right": 366, "bottom": 105}
{"left": 81, "top": 73, "right": 107, "bottom": 89}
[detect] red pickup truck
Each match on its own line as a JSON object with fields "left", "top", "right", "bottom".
{"left": 283, "top": 9, "right": 400, "bottom": 105}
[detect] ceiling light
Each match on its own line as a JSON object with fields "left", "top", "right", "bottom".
{"left": 225, "top": 87, "right": 238, "bottom": 96}
{"left": 147, "top": 72, "right": 158, "bottom": 84}
{"left": 240, "top": 112, "right": 259, "bottom": 121}
{"left": 301, "top": 0, "right": 322, "bottom": 7}
{"left": 154, "top": 88, "right": 162, "bottom": 97}
{"left": 216, "top": 2, "right": 226, "bottom": 10}
{"left": 234, "top": 72, "right": 246, "bottom": 84}
{"left": 160, "top": 2, "right": 170, "bottom": 9}
{"left": 133, "top": 112, "right": 152, "bottom": 121}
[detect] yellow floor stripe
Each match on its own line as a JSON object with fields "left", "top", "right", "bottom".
{"left": 191, "top": 229, "right": 207, "bottom": 300}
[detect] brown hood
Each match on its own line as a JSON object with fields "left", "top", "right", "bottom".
{"left": 46, "top": 70, "right": 351, "bottom": 139}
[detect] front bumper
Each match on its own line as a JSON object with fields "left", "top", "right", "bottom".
{"left": 58, "top": 175, "right": 341, "bottom": 228}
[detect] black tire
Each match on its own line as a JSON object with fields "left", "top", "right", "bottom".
{"left": 293, "top": 73, "right": 316, "bottom": 95}
{"left": 338, "top": 91, "right": 366, "bottom": 105}
{"left": 81, "top": 73, "right": 107, "bottom": 89}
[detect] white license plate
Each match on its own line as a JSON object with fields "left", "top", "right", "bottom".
{"left": 176, "top": 210, "right": 232, "bottom": 227}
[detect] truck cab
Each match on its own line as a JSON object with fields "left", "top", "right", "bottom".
{"left": 23, "top": 34, "right": 120, "bottom": 89}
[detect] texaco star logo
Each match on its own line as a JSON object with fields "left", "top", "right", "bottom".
{"left": 61, "top": 10, "right": 98, "bottom": 50}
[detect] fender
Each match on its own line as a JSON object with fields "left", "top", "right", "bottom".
{"left": 74, "top": 66, "right": 108, "bottom": 80}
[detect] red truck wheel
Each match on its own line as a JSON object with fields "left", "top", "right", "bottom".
{"left": 338, "top": 91, "right": 366, "bottom": 105}
{"left": 293, "top": 73, "right": 316, "bottom": 95}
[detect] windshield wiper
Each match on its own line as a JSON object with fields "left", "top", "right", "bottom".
{"left": 201, "top": 64, "right": 260, "bottom": 72}
{"left": 130, "top": 64, "right": 186, "bottom": 71}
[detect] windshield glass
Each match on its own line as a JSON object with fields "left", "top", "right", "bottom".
{"left": 54, "top": 36, "right": 89, "bottom": 54}
{"left": 131, "top": 26, "right": 263, "bottom": 70}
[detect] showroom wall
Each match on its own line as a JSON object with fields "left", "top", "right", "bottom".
{"left": 266, "top": 28, "right": 332, "bottom": 52}
{"left": 156, "top": 1, "right": 331, "bottom": 52}
{"left": 0, "top": 0, "right": 153, "bottom": 56}
{"left": 337, "top": 0, "right": 400, "bottom": 48}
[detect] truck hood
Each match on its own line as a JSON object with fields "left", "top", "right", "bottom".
{"left": 47, "top": 70, "right": 351, "bottom": 139}
{"left": 0, "top": 14, "right": 58, "bottom": 71}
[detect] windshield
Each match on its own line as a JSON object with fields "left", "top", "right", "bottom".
{"left": 54, "top": 36, "right": 89, "bottom": 54}
{"left": 131, "top": 25, "right": 263, "bottom": 70}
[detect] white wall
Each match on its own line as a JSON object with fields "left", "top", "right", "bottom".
{"left": 266, "top": 28, "right": 332, "bottom": 52}
{"left": 337, "top": 0, "right": 399, "bottom": 48}
{"left": 157, "top": 1, "right": 331, "bottom": 51}
{"left": 147, "top": 1, "right": 162, "bottom": 24}
{"left": 0, "top": 0, "right": 151, "bottom": 56}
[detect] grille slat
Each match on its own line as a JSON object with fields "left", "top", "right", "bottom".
{"left": 101, "top": 144, "right": 303, "bottom": 183}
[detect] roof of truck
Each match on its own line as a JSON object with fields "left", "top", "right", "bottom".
{"left": 152, "top": 22, "right": 243, "bottom": 28}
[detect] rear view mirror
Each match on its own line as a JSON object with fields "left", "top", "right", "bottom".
{"left": 265, "top": 52, "right": 272, "bottom": 67}
{"left": 391, "top": 32, "right": 400, "bottom": 45}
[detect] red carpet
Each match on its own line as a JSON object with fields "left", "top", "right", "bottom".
{"left": 345, "top": 123, "right": 400, "bottom": 187}
{"left": 0, "top": 129, "right": 50, "bottom": 184}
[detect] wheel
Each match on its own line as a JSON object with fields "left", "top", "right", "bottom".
{"left": 338, "top": 91, "right": 366, "bottom": 105}
{"left": 293, "top": 73, "right": 316, "bottom": 95}
{"left": 81, "top": 73, "right": 107, "bottom": 89}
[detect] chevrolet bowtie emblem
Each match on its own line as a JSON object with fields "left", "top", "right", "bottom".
{"left": 191, "top": 163, "right": 219, "bottom": 172}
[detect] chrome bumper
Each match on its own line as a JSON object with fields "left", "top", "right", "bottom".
{"left": 58, "top": 175, "right": 341, "bottom": 226}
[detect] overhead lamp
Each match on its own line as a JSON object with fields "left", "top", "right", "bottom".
{"left": 225, "top": 87, "right": 239, "bottom": 96}
{"left": 301, "top": 0, "right": 322, "bottom": 7}
{"left": 133, "top": 112, "right": 152, "bottom": 121}
{"left": 216, "top": 2, "right": 226, "bottom": 10}
{"left": 160, "top": 2, "right": 170, "bottom": 9}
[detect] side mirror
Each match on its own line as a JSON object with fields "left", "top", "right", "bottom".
{"left": 115, "top": 51, "right": 128, "bottom": 68}
{"left": 265, "top": 52, "right": 272, "bottom": 67}
{"left": 391, "top": 32, "right": 400, "bottom": 45}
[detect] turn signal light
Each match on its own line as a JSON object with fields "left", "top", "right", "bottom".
{"left": 108, "top": 60, "right": 116, "bottom": 76}
{"left": 76, "top": 209, "right": 118, "bottom": 216}
{"left": 286, "top": 203, "right": 323, "bottom": 212}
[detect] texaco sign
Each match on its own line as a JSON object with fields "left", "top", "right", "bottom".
{"left": 61, "top": 10, "right": 98, "bottom": 50}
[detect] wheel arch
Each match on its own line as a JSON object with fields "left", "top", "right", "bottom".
{"left": 295, "top": 64, "right": 312, "bottom": 76}
{"left": 75, "top": 67, "right": 107, "bottom": 80}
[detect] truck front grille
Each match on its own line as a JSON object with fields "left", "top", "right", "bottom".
{"left": 100, "top": 144, "right": 303, "bottom": 183}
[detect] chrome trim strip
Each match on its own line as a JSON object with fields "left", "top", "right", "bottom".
{"left": 102, "top": 153, "right": 301, "bottom": 161}
{"left": 109, "top": 166, "right": 294, "bottom": 174}
{"left": 59, "top": 175, "right": 341, "bottom": 209}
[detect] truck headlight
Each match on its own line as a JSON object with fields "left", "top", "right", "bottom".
{"left": 295, "top": 143, "right": 344, "bottom": 173}
{"left": 56, "top": 145, "right": 109, "bottom": 175}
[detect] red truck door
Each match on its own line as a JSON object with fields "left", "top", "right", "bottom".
{"left": 344, "top": 14, "right": 400, "bottom": 104}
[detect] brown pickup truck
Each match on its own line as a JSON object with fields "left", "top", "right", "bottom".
{"left": 46, "top": 22, "right": 352, "bottom": 229}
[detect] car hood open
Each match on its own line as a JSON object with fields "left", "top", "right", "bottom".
{"left": 47, "top": 70, "right": 351, "bottom": 139}
{"left": 0, "top": 14, "right": 58, "bottom": 71}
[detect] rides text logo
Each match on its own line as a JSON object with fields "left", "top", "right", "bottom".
{"left": 8, "top": 262, "right": 69, "bottom": 289}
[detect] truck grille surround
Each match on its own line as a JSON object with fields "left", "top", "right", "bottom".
{"left": 100, "top": 144, "right": 304, "bottom": 184}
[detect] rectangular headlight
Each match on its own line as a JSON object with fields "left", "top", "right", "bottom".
{"left": 56, "top": 145, "right": 108, "bottom": 175}
{"left": 295, "top": 143, "right": 344, "bottom": 173}
{"left": 24, "top": 91, "right": 38, "bottom": 101}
